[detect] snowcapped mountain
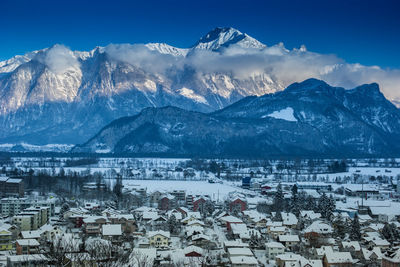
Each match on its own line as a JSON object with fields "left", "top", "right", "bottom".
{"left": 74, "top": 79, "right": 400, "bottom": 157}
{"left": 192, "top": 27, "right": 266, "bottom": 50}
{"left": 0, "top": 27, "right": 397, "bottom": 147}
{"left": 0, "top": 27, "right": 284, "bottom": 145}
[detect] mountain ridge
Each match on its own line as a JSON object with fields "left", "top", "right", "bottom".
{"left": 73, "top": 79, "right": 400, "bottom": 157}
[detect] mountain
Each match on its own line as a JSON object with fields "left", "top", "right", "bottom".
{"left": 192, "top": 27, "right": 266, "bottom": 50}
{"left": 73, "top": 79, "right": 400, "bottom": 157}
{"left": 0, "top": 27, "right": 283, "bottom": 145}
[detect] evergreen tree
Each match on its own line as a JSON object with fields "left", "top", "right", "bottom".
{"left": 290, "top": 184, "right": 300, "bottom": 216}
{"left": 333, "top": 214, "right": 347, "bottom": 239}
{"left": 273, "top": 183, "right": 285, "bottom": 212}
{"left": 350, "top": 214, "right": 361, "bottom": 240}
{"left": 382, "top": 223, "right": 400, "bottom": 243}
{"left": 305, "top": 195, "right": 317, "bottom": 211}
{"left": 273, "top": 211, "right": 283, "bottom": 222}
{"left": 318, "top": 193, "right": 329, "bottom": 218}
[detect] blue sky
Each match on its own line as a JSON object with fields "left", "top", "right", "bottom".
{"left": 1, "top": 0, "right": 399, "bottom": 68}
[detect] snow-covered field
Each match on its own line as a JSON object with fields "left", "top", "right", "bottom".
{"left": 123, "top": 180, "right": 246, "bottom": 201}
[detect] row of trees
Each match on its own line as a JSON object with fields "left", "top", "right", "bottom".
{"left": 270, "top": 184, "right": 335, "bottom": 220}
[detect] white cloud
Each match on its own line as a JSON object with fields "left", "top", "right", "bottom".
{"left": 36, "top": 44, "right": 80, "bottom": 74}
{"left": 104, "top": 43, "right": 181, "bottom": 74}
{"left": 100, "top": 42, "right": 400, "bottom": 102}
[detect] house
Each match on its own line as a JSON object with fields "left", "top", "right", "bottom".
{"left": 278, "top": 234, "right": 300, "bottom": 249}
{"left": 323, "top": 251, "right": 353, "bottom": 267}
{"left": 220, "top": 215, "right": 243, "bottom": 231}
{"left": 304, "top": 221, "right": 333, "bottom": 236}
{"left": 158, "top": 194, "right": 175, "bottom": 211}
{"left": 224, "top": 240, "right": 249, "bottom": 251}
{"left": 304, "top": 221, "right": 333, "bottom": 246}
{"left": 266, "top": 241, "right": 285, "bottom": 260}
{"left": 148, "top": 230, "right": 170, "bottom": 248}
{"left": 285, "top": 258, "right": 323, "bottom": 267}
{"left": 341, "top": 241, "right": 361, "bottom": 257}
{"left": 300, "top": 210, "right": 321, "bottom": 221}
{"left": 230, "top": 198, "right": 247, "bottom": 212}
{"left": 192, "top": 197, "right": 207, "bottom": 212}
{"left": 109, "top": 214, "right": 137, "bottom": 234}
{"left": 20, "top": 230, "right": 41, "bottom": 241}
{"left": 269, "top": 226, "right": 287, "bottom": 239}
{"left": 83, "top": 216, "right": 108, "bottom": 235}
{"left": 370, "top": 238, "right": 390, "bottom": 250}
{"left": 382, "top": 248, "right": 400, "bottom": 267}
{"left": 16, "top": 239, "right": 40, "bottom": 255}
{"left": 39, "top": 224, "right": 63, "bottom": 242}
{"left": 0, "top": 227, "right": 13, "bottom": 251}
{"left": 230, "top": 223, "right": 248, "bottom": 239}
{"left": 177, "top": 207, "right": 189, "bottom": 218}
{"left": 184, "top": 245, "right": 203, "bottom": 257}
{"left": 187, "top": 219, "right": 205, "bottom": 228}
{"left": 275, "top": 253, "right": 302, "bottom": 267}
{"left": 281, "top": 212, "right": 298, "bottom": 228}
{"left": 362, "top": 247, "right": 382, "bottom": 263}
{"left": 102, "top": 224, "right": 122, "bottom": 243}
{"left": 192, "top": 233, "right": 212, "bottom": 247}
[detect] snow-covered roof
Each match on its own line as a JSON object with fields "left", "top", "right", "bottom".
{"left": 224, "top": 240, "right": 249, "bottom": 248}
{"left": 17, "top": 239, "right": 40, "bottom": 246}
{"left": 269, "top": 226, "right": 287, "bottom": 232}
{"left": 142, "top": 211, "right": 159, "bottom": 220}
{"left": 325, "top": 251, "right": 353, "bottom": 263}
{"left": 7, "top": 254, "right": 47, "bottom": 263}
{"left": 300, "top": 210, "right": 321, "bottom": 220}
{"left": 266, "top": 241, "right": 285, "bottom": 249}
{"left": 276, "top": 253, "right": 301, "bottom": 261}
{"left": 21, "top": 230, "right": 41, "bottom": 239}
{"left": 279, "top": 235, "right": 300, "bottom": 242}
{"left": 102, "top": 224, "right": 122, "bottom": 236}
{"left": 220, "top": 215, "right": 243, "bottom": 223}
{"left": 183, "top": 245, "right": 203, "bottom": 255}
{"left": 231, "top": 223, "right": 248, "bottom": 234}
{"left": 342, "top": 241, "right": 361, "bottom": 251}
{"left": 230, "top": 256, "right": 258, "bottom": 265}
{"left": 187, "top": 220, "right": 205, "bottom": 227}
{"left": 228, "top": 247, "right": 254, "bottom": 256}
{"left": 282, "top": 212, "right": 298, "bottom": 226}
{"left": 362, "top": 247, "right": 382, "bottom": 260}
{"left": 315, "top": 246, "right": 334, "bottom": 256}
{"left": 148, "top": 230, "right": 170, "bottom": 239}
{"left": 304, "top": 221, "right": 333, "bottom": 234}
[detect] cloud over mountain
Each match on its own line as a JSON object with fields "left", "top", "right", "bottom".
{"left": 0, "top": 27, "right": 399, "bottom": 145}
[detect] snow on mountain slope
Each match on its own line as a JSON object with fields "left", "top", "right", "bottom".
{"left": 0, "top": 27, "right": 398, "bottom": 146}
{"left": 264, "top": 107, "right": 297, "bottom": 122}
{"left": 192, "top": 27, "right": 266, "bottom": 50}
{"left": 145, "top": 43, "right": 189, "bottom": 57}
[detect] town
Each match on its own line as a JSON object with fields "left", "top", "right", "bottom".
{"left": 0, "top": 156, "right": 399, "bottom": 266}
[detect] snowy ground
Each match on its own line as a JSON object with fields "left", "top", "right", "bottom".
{"left": 123, "top": 180, "right": 246, "bottom": 201}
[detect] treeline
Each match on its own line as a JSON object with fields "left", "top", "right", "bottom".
{"left": 65, "top": 158, "right": 99, "bottom": 167}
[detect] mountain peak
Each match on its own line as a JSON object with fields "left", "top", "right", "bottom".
{"left": 192, "top": 27, "right": 266, "bottom": 50}
{"left": 285, "top": 78, "right": 329, "bottom": 92}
